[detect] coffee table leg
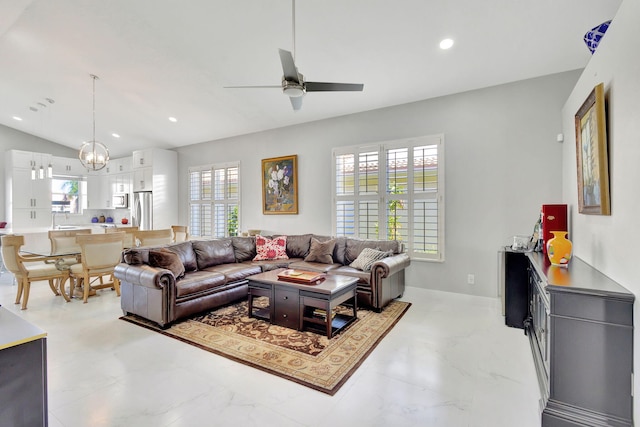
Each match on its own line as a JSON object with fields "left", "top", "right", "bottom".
{"left": 248, "top": 293, "right": 253, "bottom": 318}
{"left": 326, "top": 304, "right": 332, "bottom": 338}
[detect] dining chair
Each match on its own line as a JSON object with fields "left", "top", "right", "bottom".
{"left": 105, "top": 226, "right": 138, "bottom": 248}
{"left": 171, "top": 225, "right": 189, "bottom": 243}
{"left": 48, "top": 229, "right": 92, "bottom": 266}
{"left": 69, "top": 232, "right": 125, "bottom": 303}
{"left": 134, "top": 229, "right": 173, "bottom": 247}
{"left": 1, "top": 234, "right": 70, "bottom": 310}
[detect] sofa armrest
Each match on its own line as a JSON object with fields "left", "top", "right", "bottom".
{"left": 370, "top": 252, "right": 411, "bottom": 279}
{"left": 114, "top": 263, "right": 176, "bottom": 290}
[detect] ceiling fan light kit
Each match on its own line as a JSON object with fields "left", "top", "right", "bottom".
{"left": 225, "top": 0, "right": 363, "bottom": 110}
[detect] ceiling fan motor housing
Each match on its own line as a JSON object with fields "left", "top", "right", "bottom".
{"left": 282, "top": 78, "right": 305, "bottom": 97}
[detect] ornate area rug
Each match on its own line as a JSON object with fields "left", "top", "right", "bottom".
{"left": 121, "top": 298, "right": 410, "bottom": 395}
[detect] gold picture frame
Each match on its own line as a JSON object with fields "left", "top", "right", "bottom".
{"left": 575, "top": 83, "right": 610, "bottom": 215}
{"left": 261, "top": 155, "right": 298, "bottom": 214}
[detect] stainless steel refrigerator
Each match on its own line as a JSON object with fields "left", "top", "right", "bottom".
{"left": 133, "top": 191, "right": 153, "bottom": 230}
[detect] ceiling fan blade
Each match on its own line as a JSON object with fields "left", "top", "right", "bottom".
{"left": 305, "top": 82, "right": 364, "bottom": 92}
{"left": 289, "top": 96, "right": 303, "bottom": 111}
{"left": 278, "top": 49, "right": 300, "bottom": 83}
{"left": 224, "top": 85, "right": 282, "bottom": 89}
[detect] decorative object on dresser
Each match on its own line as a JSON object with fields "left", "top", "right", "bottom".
{"left": 261, "top": 155, "right": 298, "bottom": 214}
{"left": 575, "top": 82, "right": 610, "bottom": 215}
{"left": 545, "top": 231, "right": 572, "bottom": 267}
{"left": 540, "top": 204, "right": 567, "bottom": 255}
{"left": 504, "top": 251, "right": 634, "bottom": 426}
{"left": 121, "top": 298, "right": 410, "bottom": 395}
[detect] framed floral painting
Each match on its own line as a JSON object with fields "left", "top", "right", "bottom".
{"left": 262, "top": 154, "right": 298, "bottom": 214}
{"left": 575, "top": 83, "right": 610, "bottom": 215}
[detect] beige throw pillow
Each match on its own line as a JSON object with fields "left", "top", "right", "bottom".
{"left": 304, "top": 238, "right": 336, "bottom": 264}
{"left": 349, "top": 247, "right": 392, "bottom": 272}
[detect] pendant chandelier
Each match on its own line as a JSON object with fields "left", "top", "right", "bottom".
{"left": 79, "top": 74, "right": 109, "bottom": 171}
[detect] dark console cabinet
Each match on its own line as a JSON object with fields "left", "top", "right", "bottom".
{"left": 0, "top": 307, "right": 48, "bottom": 427}
{"left": 525, "top": 252, "right": 634, "bottom": 427}
{"left": 504, "top": 249, "right": 530, "bottom": 329}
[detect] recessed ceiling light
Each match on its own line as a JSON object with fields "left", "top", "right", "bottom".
{"left": 439, "top": 38, "right": 454, "bottom": 50}
{"left": 12, "top": 116, "right": 23, "bottom": 121}
{"left": 112, "top": 133, "right": 120, "bottom": 138}
{"left": 168, "top": 117, "right": 177, "bottom": 123}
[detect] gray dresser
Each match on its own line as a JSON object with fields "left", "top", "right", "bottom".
{"left": 0, "top": 307, "right": 48, "bottom": 427}
{"left": 526, "top": 252, "right": 634, "bottom": 427}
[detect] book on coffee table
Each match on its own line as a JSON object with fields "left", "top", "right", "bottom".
{"left": 277, "top": 269, "right": 326, "bottom": 285}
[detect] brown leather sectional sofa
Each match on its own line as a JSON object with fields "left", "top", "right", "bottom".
{"left": 114, "top": 234, "right": 410, "bottom": 328}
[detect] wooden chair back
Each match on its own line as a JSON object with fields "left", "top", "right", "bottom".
{"left": 105, "top": 226, "right": 139, "bottom": 248}
{"left": 75, "top": 233, "right": 126, "bottom": 270}
{"left": 171, "top": 225, "right": 189, "bottom": 243}
{"left": 134, "top": 229, "right": 173, "bottom": 247}
{"left": 48, "top": 229, "right": 92, "bottom": 255}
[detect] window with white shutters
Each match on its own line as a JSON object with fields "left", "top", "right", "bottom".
{"left": 333, "top": 135, "right": 444, "bottom": 261}
{"left": 189, "top": 162, "right": 240, "bottom": 238}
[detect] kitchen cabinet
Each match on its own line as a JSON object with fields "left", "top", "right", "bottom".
{"left": 132, "top": 167, "right": 153, "bottom": 191}
{"left": 52, "top": 155, "right": 85, "bottom": 176}
{"left": 131, "top": 148, "right": 177, "bottom": 228}
{"left": 86, "top": 172, "right": 109, "bottom": 209}
{"left": 132, "top": 149, "right": 152, "bottom": 168}
{"left": 85, "top": 157, "right": 132, "bottom": 209}
{"left": 4, "top": 150, "right": 53, "bottom": 229}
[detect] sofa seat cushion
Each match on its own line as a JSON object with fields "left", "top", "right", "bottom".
{"left": 175, "top": 271, "right": 226, "bottom": 298}
{"left": 329, "top": 266, "right": 370, "bottom": 284}
{"left": 202, "top": 263, "right": 262, "bottom": 283}
{"left": 288, "top": 260, "right": 342, "bottom": 273}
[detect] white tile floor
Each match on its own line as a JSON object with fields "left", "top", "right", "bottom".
{"left": 0, "top": 271, "right": 541, "bottom": 427}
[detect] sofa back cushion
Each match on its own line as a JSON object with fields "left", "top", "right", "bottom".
{"left": 192, "top": 239, "right": 236, "bottom": 270}
{"left": 231, "top": 236, "right": 256, "bottom": 263}
{"left": 286, "top": 234, "right": 312, "bottom": 258}
{"left": 166, "top": 241, "right": 198, "bottom": 272}
{"left": 345, "top": 238, "right": 400, "bottom": 264}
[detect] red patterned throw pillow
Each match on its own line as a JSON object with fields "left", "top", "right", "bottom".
{"left": 253, "top": 235, "right": 289, "bottom": 261}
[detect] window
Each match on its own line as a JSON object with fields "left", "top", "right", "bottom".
{"left": 51, "top": 178, "right": 85, "bottom": 214}
{"left": 333, "top": 135, "right": 444, "bottom": 261}
{"left": 189, "top": 162, "right": 240, "bottom": 238}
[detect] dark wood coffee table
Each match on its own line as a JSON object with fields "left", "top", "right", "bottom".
{"left": 247, "top": 269, "right": 358, "bottom": 338}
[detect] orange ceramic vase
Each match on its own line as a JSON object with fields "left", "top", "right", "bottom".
{"left": 546, "top": 231, "right": 572, "bottom": 267}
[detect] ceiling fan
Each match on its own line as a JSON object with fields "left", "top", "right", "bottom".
{"left": 225, "top": 0, "right": 364, "bottom": 111}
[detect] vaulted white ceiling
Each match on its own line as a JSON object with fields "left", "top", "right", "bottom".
{"left": 0, "top": 0, "right": 621, "bottom": 157}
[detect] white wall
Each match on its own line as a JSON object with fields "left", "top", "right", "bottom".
{"left": 176, "top": 70, "right": 579, "bottom": 297}
{"left": 560, "top": 0, "right": 640, "bottom": 419}
{"left": 0, "top": 125, "right": 78, "bottom": 220}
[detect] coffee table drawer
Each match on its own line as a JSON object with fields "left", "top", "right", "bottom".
{"left": 274, "top": 288, "right": 299, "bottom": 329}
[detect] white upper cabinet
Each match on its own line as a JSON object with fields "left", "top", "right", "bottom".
{"left": 52, "top": 155, "right": 85, "bottom": 176}
{"left": 132, "top": 149, "right": 152, "bottom": 169}
{"left": 4, "top": 150, "right": 53, "bottom": 229}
